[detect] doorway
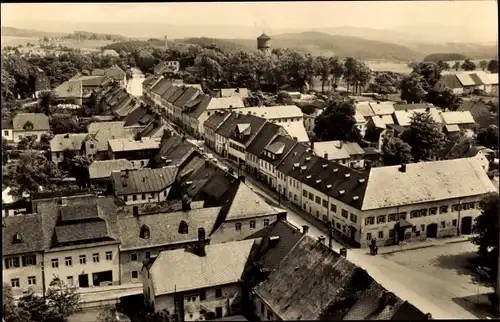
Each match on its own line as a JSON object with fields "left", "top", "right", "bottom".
{"left": 215, "top": 307, "right": 223, "bottom": 318}
{"left": 78, "top": 274, "right": 89, "bottom": 288}
{"left": 461, "top": 217, "right": 473, "bottom": 235}
{"left": 92, "top": 270, "right": 113, "bottom": 286}
{"left": 426, "top": 223, "right": 438, "bottom": 238}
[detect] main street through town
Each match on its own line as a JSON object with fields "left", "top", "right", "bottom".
{"left": 174, "top": 127, "right": 492, "bottom": 320}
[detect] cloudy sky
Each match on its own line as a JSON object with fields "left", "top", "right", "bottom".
{"left": 1, "top": 1, "right": 497, "bottom": 40}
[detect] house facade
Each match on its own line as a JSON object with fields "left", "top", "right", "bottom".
{"left": 11, "top": 113, "right": 50, "bottom": 143}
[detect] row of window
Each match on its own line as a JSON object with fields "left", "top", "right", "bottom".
{"left": 235, "top": 219, "right": 269, "bottom": 231}
{"left": 4, "top": 254, "right": 36, "bottom": 269}
{"left": 184, "top": 288, "right": 223, "bottom": 302}
{"left": 123, "top": 190, "right": 167, "bottom": 202}
{"left": 10, "top": 276, "right": 37, "bottom": 288}
{"left": 302, "top": 189, "right": 357, "bottom": 223}
{"left": 364, "top": 202, "right": 477, "bottom": 226}
{"left": 130, "top": 251, "right": 152, "bottom": 262}
{"left": 229, "top": 142, "right": 245, "bottom": 153}
{"left": 51, "top": 252, "right": 112, "bottom": 268}
{"left": 366, "top": 220, "right": 459, "bottom": 241}
{"left": 260, "top": 160, "right": 275, "bottom": 173}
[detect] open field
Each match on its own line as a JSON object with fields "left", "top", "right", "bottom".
{"left": 1, "top": 36, "right": 115, "bottom": 49}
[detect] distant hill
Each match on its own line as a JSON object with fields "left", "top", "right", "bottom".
{"left": 423, "top": 53, "right": 470, "bottom": 62}
{"left": 1, "top": 26, "right": 65, "bottom": 38}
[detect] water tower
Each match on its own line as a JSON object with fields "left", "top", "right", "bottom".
{"left": 164, "top": 35, "right": 168, "bottom": 51}
{"left": 257, "top": 32, "right": 271, "bottom": 57}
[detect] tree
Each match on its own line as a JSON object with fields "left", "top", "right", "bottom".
{"left": 436, "top": 60, "right": 450, "bottom": 71}
{"left": 426, "top": 89, "right": 462, "bottom": 111}
{"left": 97, "top": 305, "right": 118, "bottom": 322}
{"left": 452, "top": 61, "right": 461, "bottom": 72}
{"left": 39, "top": 91, "right": 56, "bottom": 115}
{"left": 71, "top": 155, "right": 91, "bottom": 188}
{"left": 411, "top": 61, "right": 443, "bottom": 91}
{"left": 400, "top": 74, "right": 427, "bottom": 103}
{"left": 314, "top": 56, "right": 331, "bottom": 93}
{"left": 381, "top": 130, "right": 413, "bottom": 166}
{"left": 314, "top": 100, "right": 362, "bottom": 142}
{"left": 479, "top": 60, "right": 488, "bottom": 71}
{"left": 17, "top": 292, "right": 51, "bottom": 322}
{"left": 145, "top": 309, "right": 175, "bottom": 322}
{"left": 487, "top": 59, "right": 499, "bottom": 73}
{"left": 476, "top": 125, "right": 499, "bottom": 150}
{"left": 49, "top": 114, "right": 86, "bottom": 135}
{"left": 461, "top": 59, "right": 476, "bottom": 71}
{"left": 328, "top": 56, "right": 345, "bottom": 88}
{"left": 368, "top": 72, "right": 400, "bottom": 96}
{"left": 275, "top": 91, "right": 293, "bottom": 105}
{"left": 401, "top": 112, "right": 445, "bottom": 162}
{"left": 3, "top": 138, "right": 9, "bottom": 165}
{"left": 2, "top": 150, "right": 62, "bottom": 198}
{"left": 471, "top": 193, "right": 499, "bottom": 285}
{"left": 17, "top": 134, "right": 38, "bottom": 150}
{"left": 3, "top": 284, "right": 31, "bottom": 322}
{"left": 343, "top": 57, "right": 359, "bottom": 93}
{"left": 45, "top": 277, "right": 82, "bottom": 320}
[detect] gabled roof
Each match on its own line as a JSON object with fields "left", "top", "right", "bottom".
{"left": 281, "top": 122, "right": 309, "bottom": 143}
{"left": 220, "top": 88, "right": 249, "bottom": 98}
{"left": 276, "top": 143, "right": 310, "bottom": 175}
{"left": 89, "top": 159, "right": 135, "bottom": 180}
{"left": 393, "top": 103, "right": 435, "bottom": 111}
{"left": 437, "top": 74, "right": 463, "bottom": 89}
{"left": 13, "top": 113, "right": 50, "bottom": 131}
{"left": 439, "top": 111, "right": 475, "bottom": 125}
{"left": 369, "top": 101, "right": 395, "bottom": 115}
{"left": 151, "top": 78, "right": 173, "bottom": 96}
{"left": 393, "top": 108, "right": 442, "bottom": 127}
{"left": 370, "top": 115, "right": 394, "bottom": 129}
{"left": 233, "top": 105, "right": 303, "bottom": 120}
{"left": 3, "top": 213, "right": 45, "bottom": 255}
{"left": 246, "top": 122, "right": 284, "bottom": 157}
{"left": 217, "top": 113, "right": 266, "bottom": 144}
{"left": 204, "top": 111, "right": 231, "bottom": 131}
{"left": 225, "top": 182, "right": 280, "bottom": 221}
{"left": 261, "top": 135, "right": 297, "bottom": 166}
{"left": 207, "top": 97, "right": 245, "bottom": 110}
{"left": 174, "top": 87, "right": 201, "bottom": 108}
{"left": 149, "top": 239, "right": 256, "bottom": 295}
{"left": 117, "top": 206, "right": 221, "bottom": 251}
{"left": 185, "top": 94, "right": 212, "bottom": 119}
{"left": 356, "top": 101, "right": 375, "bottom": 118}
{"left": 313, "top": 141, "right": 350, "bottom": 160}
{"left": 111, "top": 167, "right": 178, "bottom": 195}
{"left": 108, "top": 137, "right": 161, "bottom": 153}
{"left": 362, "top": 158, "right": 497, "bottom": 211}
{"left": 456, "top": 73, "right": 476, "bottom": 87}
{"left": 154, "top": 135, "right": 198, "bottom": 167}
{"left": 87, "top": 121, "right": 142, "bottom": 152}
{"left": 123, "top": 106, "right": 153, "bottom": 127}
{"left": 50, "top": 133, "right": 88, "bottom": 153}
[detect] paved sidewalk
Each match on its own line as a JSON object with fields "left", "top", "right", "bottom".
{"left": 375, "top": 235, "right": 473, "bottom": 255}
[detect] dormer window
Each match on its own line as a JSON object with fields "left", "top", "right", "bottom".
{"left": 140, "top": 225, "right": 150, "bottom": 239}
{"left": 12, "top": 233, "right": 22, "bottom": 244}
{"left": 333, "top": 168, "right": 339, "bottom": 173}
{"left": 322, "top": 164, "right": 327, "bottom": 168}
{"left": 306, "top": 175, "right": 312, "bottom": 179}
{"left": 179, "top": 220, "right": 189, "bottom": 234}
{"left": 345, "top": 173, "right": 351, "bottom": 178}
{"left": 339, "top": 190, "right": 346, "bottom": 195}
{"left": 316, "top": 179, "right": 321, "bottom": 183}
{"left": 23, "top": 121, "right": 33, "bottom": 131}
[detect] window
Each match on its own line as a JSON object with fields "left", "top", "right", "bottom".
{"left": 235, "top": 223, "right": 241, "bottom": 231}
{"left": 22, "top": 255, "right": 36, "bottom": 267}
{"left": 389, "top": 230, "right": 394, "bottom": 238}
{"left": 330, "top": 204, "right": 337, "bottom": 213}
{"left": 378, "top": 231, "right": 384, "bottom": 239}
{"left": 133, "top": 195, "right": 137, "bottom": 201}
{"left": 452, "top": 204, "right": 461, "bottom": 212}
{"left": 142, "top": 194, "right": 146, "bottom": 200}
{"left": 412, "top": 226, "right": 417, "bottom": 233}
{"left": 11, "top": 278, "right": 20, "bottom": 288}
{"left": 366, "top": 233, "right": 372, "bottom": 240}
{"left": 67, "top": 276, "right": 74, "bottom": 285}
{"left": 365, "top": 217, "right": 375, "bottom": 225}
{"left": 215, "top": 288, "right": 222, "bottom": 298}
{"left": 130, "top": 253, "right": 138, "bottom": 262}
{"left": 399, "top": 212, "right": 407, "bottom": 220}
{"left": 322, "top": 199, "right": 328, "bottom": 208}
{"left": 336, "top": 222, "right": 341, "bottom": 230}
{"left": 4, "top": 130, "right": 8, "bottom": 135}
{"left": 261, "top": 302, "right": 265, "bottom": 314}
{"left": 106, "top": 251, "right": 112, "bottom": 261}
{"left": 131, "top": 271, "right": 139, "bottom": 279}
{"left": 28, "top": 276, "right": 36, "bottom": 285}
{"left": 145, "top": 251, "right": 151, "bottom": 259}
{"left": 199, "top": 290, "right": 206, "bottom": 301}
{"left": 65, "top": 257, "right": 72, "bottom": 267}
{"left": 341, "top": 210, "right": 348, "bottom": 219}
{"left": 388, "top": 214, "right": 398, "bottom": 222}
{"left": 263, "top": 219, "right": 269, "bottom": 227}
{"left": 308, "top": 192, "right": 314, "bottom": 201}
{"left": 124, "top": 196, "right": 128, "bottom": 202}
{"left": 377, "top": 215, "right": 386, "bottom": 224}
{"left": 12, "top": 233, "right": 22, "bottom": 244}
{"left": 249, "top": 220, "right": 256, "bottom": 229}
{"left": 429, "top": 207, "right": 438, "bottom": 215}
{"left": 52, "top": 258, "right": 59, "bottom": 268}
{"left": 452, "top": 219, "right": 457, "bottom": 227}
{"left": 421, "top": 224, "right": 425, "bottom": 232}
{"left": 89, "top": 144, "right": 94, "bottom": 149}
{"left": 316, "top": 211, "right": 320, "bottom": 218}
{"left": 93, "top": 253, "right": 100, "bottom": 263}
{"left": 315, "top": 196, "right": 321, "bottom": 204}
{"left": 350, "top": 213, "right": 357, "bottom": 223}
{"left": 440, "top": 221, "right": 446, "bottom": 228}
{"left": 79, "top": 255, "right": 86, "bottom": 265}
{"left": 464, "top": 202, "right": 475, "bottom": 210}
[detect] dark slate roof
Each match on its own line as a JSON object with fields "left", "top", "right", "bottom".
{"left": 185, "top": 94, "right": 212, "bottom": 119}
{"left": 174, "top": 87, "right": 200, "bottom": 108}
{"left": 111, "top": 167, "right": 178, "bottom": 195}
{"left": 13, "top": 113, "right": 50, "bottom": 131}
{"left": 217, "top": 112, "right": 266, "bottom": 145}
{"left": 2, "top": 118, "right": 13, "bottom": 129}
{"left": 123, "top": 105, "right": 150, "bottom": 126}
{"left": 154, "top": 135, "right": 197, "bottom": 167}
{"left": 167, "top": 86, "right": 188, "bottom": 104}
{"left": 60, "top": 203, "right": 100, "bottom": 222}
{"left": 151, "top": 78, "right": 172, "bottom": 96}
{"left": 117, "top": 206, "right": 221, "bottom": 251}
{"left": 161, "top": 85, "right": 179, "bottom": 101}
{"left": 55, "top": 220, "right": 110, "bottom": 244}
{"left": 204, "top": 111, "right": 231, "bottom": 131}
{"left": 246, "top": 219, "right": 304, "bottom": 272}
{"left": 275, "top": 143, "right": 311, "bottom": 176}
{"left": 438, "top": 74, "right": 462, "bottom": 89}
{"left": 254, "top": 235, "right": 358, "bottom": 320}
{"left": 393, "top": 103, "right": 434, "bottom": 111}
{"left": 2, "top": 213, "right": 45, "bottom": 255}
{"left": 246, "top": 122, "right": 283, "bottom": 157}
{"left": 258, "top": 33, "right": 271, "bottom": 40}
{"left": 261, "top": 135, "right": 297, "bottom": 166}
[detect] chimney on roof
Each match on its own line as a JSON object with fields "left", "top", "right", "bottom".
{"left": 181, "top": 194, "right": 191, "bottom": 211}
{"left": 310, "top": 141, "right": 314, "bottom": 150}
{"left": 124, "top": 169, "right": 130, "bottom": 178}
{"left": 425, "top": 107, "right": 430, "bottom": 112}
{"left": 268, "top": 236, "right": 280, "bottom": 248}
{"left": 324, "top": 152, "right": 328, "bottom": 159}
{"left": 302, "top": 225, "right": 309, "bottom": 234}
{"left": 318, "top": 236, "right": 326, "bottom": 244}
{"left": 195, "top": 227, "right": 207, "bottom": 257}
{"left": 399, "top": 163, "right": 406, "bottom": 173}
{"left": 64, "top": 133, "right": 70, "bottom": 138}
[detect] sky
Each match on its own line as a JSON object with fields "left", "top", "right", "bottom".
{"left": 1, "top": 1, "right": 498, "bottom": 39}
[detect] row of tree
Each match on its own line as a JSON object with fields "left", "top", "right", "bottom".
{"left": 411, "top": 58, "right": 498, "bottom": 73}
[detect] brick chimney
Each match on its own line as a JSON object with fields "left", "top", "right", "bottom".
{"left": 302, "top": 225, "right": 309, "bottom": 234}
{"left": 181, "top": 194, "right": 191, "bottom": 211}
{"left": 399, "top": 163, "right": 407, "bottom": 173}
{"left": 196, "top": 227, "right": 206, "bottom": 257}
